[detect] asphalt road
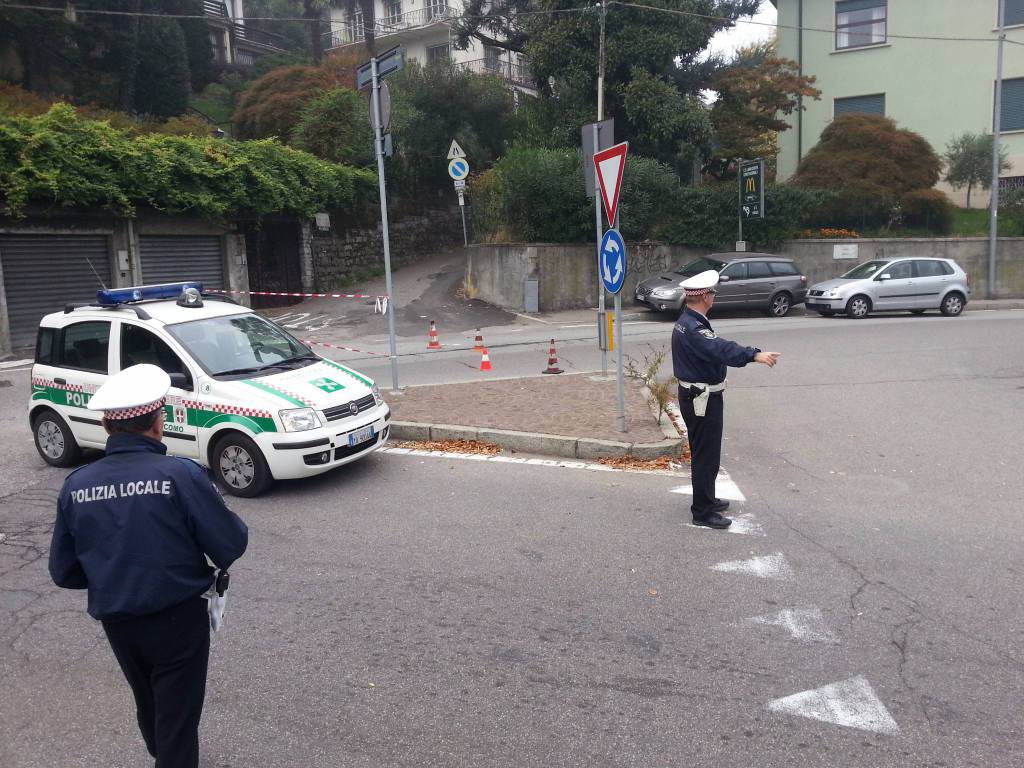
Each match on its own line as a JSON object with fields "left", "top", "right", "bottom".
{"left": 1, "top": 311, "right": 1022, "bottom": 766}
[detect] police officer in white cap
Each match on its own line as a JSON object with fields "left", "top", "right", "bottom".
{"left": 671, "top": 270, "right": 781, "bottom": 528}
{"left": 49, "top": 364, "right": 248, "bottom": 768}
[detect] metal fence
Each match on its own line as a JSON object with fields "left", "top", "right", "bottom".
{"left": 324, "top": 6, "right": 457, "bottom": 49}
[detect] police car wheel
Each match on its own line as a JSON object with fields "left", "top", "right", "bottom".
{"left": 211, "top": 433, "right": 272, "bottom": 497}
{"left": 32, "top": 410, "right": 82, "bottom": 468}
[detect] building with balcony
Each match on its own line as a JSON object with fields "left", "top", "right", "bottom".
{"left": 325, "top": 1, "right": 535, "bottom": 94}
{"left": 773, "top": 0, "right": 1024, "bottom": 206}
{"left": 204, "top": 0, "right": 287, "bottom": 66}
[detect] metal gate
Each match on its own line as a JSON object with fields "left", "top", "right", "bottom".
{"left": 139, "top": 235, "right": 224, "bottom": 289}
{"left": 0, "top": 234, "right": 112, "bottom": 348}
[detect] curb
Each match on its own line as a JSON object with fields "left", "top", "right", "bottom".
{"left": 389, "top": 421, "right": 686, "bottom": 461}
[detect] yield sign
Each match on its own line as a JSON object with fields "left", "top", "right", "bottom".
{"left": 593, "top": 141, "right": 628, "bottom": 226}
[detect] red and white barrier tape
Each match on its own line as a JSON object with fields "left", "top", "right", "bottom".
{"left": 209, "top": 289, "right": 385, "bottom": 300}
{"left": 303, "top": 340, "right": 381, "bottom": 356}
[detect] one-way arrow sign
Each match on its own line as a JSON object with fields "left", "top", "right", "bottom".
{"left": 593, "top": 141, "right": 628, "bottom": 227}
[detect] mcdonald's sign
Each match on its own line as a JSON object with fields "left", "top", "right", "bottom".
{"left": 739, "top": 158, "right": 765, "bottom": 221}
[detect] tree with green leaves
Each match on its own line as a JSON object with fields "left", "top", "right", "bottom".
{"left": 134, "top": 16, "right": 192, "bottom": 118}
{"left": 943, "top": 132, "right": 1010, "bottom": 208}
{"left": 453, "top": 0, "right": 759, "bottom": 169}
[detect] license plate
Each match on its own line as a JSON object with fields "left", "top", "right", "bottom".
{"left": 348, "top": 425, "right": 375, "bottom": 446}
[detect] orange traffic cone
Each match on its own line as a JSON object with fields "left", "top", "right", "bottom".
{"left": 427, "top": 320, "right": 442, "bottom": 350}
{"left": 542, "top": 339, "right": 563, "bottom": 374}
{"left": 473, "top": 328, "right": 485, "bottom": 352}
{"left": 479, "top": 347, "right": 492, "bottom": 372}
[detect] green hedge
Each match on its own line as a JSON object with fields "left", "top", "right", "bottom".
{"left": 471, "top": 147, "right": 831, "bottom": 249}
{"left": 0, "top": 104, "right": 376, "bottom": 219}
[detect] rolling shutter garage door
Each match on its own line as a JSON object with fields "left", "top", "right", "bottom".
{"left": 140, "top": 235, "right": 224, "bottom": 289}
{"left": 0, "top": 234, "right": 111, "bottom": 348}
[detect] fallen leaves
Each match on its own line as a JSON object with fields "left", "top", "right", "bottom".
{"left": 392, "top": 439, "right": 502, "bottom": 456}
{"left": 597, "top": 451, "right": 690, "bottom": 471}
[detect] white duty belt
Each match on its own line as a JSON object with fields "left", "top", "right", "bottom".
{"left": 680, "top": 381, "right": 726, "bottom": 417}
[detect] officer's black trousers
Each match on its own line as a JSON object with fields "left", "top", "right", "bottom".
{"left": 678, "top": 387, "right": 724, "bottom": 517}
{"left": 102, "top": 595, "right": 210, "bottom": 768}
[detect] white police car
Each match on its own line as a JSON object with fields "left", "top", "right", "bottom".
{"left": 29, "top": 283, "right": 391, "bottom": 496}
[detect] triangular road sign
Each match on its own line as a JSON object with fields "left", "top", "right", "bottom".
{"left": 593, "top": 141, "right": 628, "bottom": 226}
{"left": 447, "top": 139, "right": 466, "bottom": 160}
{"left": 767, "top": 676, "right": 900, "bottom": 735}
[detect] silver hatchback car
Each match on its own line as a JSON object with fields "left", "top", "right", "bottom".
{"left": 806, "top": 258, "right": 971, "bottom": 318}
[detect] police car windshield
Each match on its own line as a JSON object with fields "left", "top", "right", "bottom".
{"left": 165, "top": 313, "right": 315, "bottom": 378}
{"left": 841, "top": 260, "right": 889, "bottom": 279}
{"left": 674, "top": 257, "right": 726, "bottom": 276}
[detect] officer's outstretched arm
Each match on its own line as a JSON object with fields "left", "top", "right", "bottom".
{"left": 689, "top": 329, "right": 758, "bottom": 368}
{"left": 49, "top": 497, "right": 87, "bottom": 589}
{"left": 180, "top": 465, "right": 249, "bottom": 570}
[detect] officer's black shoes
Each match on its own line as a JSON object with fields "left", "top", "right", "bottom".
{"left": 693, "top": 510, "right": 733, "bottom": 529}
{"left": 711, "top": 499, "right": 730, "bottom": 513}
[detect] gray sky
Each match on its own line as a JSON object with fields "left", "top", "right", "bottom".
{"left": 705, "top": 0, "right": 777, "bottom": 60}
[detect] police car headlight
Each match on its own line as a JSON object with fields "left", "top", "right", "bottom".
{"left": 279, "top": 408, "right": 322, "bottom": 432}
{"left": 372, "top": 384, "right": 383, "bottom": 404}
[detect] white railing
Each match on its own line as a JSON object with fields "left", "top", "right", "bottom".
{"left": 324, "top": 6, "right": 457, "bottom": 49}
{"left": 456, "top": 58, "right": 533, "bottom": 88}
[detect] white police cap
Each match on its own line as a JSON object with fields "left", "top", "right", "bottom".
{"left": 680, "top": 269, "right": 720, "bottom": 296}
{"left": 88, "top": 364, "right": 170, "bottom": 419}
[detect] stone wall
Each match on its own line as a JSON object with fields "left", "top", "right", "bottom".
{"left": 466, "top": 238, "right": 1024, "bottom": 312}
{"left": 310, "top": 207, "right": 464, "bottom": 291}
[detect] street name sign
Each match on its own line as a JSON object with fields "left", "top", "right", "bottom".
{"left": 593, "top": 142, "right": 628, "bottom": 227}
{"left": 599, "top": 229, "right": 626, "bottom": 294}
{"left": 357, "top": 45, "right": 404, "bottom": 90}
{"left": 582, "top": 118, "right": 614, "bottom": 198}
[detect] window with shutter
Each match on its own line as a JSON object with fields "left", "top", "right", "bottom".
{"left": 1004, "top": 0, "right": 1024, "bottom": 26}
{"left": 834, "top": 93, "right": 886, "bottom": 117}
{"left": 999, "top": 78, "right": 1024, "bottom": 131}
{"left": 835, "top": 0, "right": 886, "bottom": 49}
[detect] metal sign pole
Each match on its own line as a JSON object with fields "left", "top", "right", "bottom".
{"left": 372, "top": 56, "right": 400, "bottom": 391}
{"left": 737, "top": 158, "right": 743, "bottom": 247}
{"left": 990, "top": 1, "right": 1006, "bottom": 299}
{"left": 614, "top": 211, "right": 625, "bottom": 433}
{"left": 593, "top": 124, "right": 607, "bottom": 376}
{"left": 459, "top": 196, "right": 469, "bottom": 246}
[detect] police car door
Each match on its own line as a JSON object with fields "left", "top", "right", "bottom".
{"left": 116, "top": 321, "right": 200, "bottom": 458}
{"left": 40, "top": 319, "right": 113, "bottom": 448}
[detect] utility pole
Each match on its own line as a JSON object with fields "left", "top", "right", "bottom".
{"left": 595, "top": 0, "right": 608, "bottom": 376}
{"left": 989, "top": 0, "right": 1006, "bottom": 299}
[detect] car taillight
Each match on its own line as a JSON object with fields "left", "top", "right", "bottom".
{"left": 966, "top": 273, "right": 971, "bottom": 288}
{"left": 800, "top": 275, "right": 807, "bottom": 284}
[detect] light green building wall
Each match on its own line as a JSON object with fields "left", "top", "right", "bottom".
{"left": 775, "top": 0, "right": 1024, "bottom": 206}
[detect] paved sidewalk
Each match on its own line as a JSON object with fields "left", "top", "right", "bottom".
{"left": 387, "top": 373, "right": 680, "bottom": 458}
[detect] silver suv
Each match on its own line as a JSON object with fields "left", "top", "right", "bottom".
{"left": 806, "top": 258, "right": 970, "bottom": 319}
{"left": 634, "top": 254, "right": 808, "bottom": 317}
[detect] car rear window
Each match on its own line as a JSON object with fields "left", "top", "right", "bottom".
{"left": 915, "top": 260, "right": 952, "bottom": 277}
{"left": 769, "top": 261, "right": 799, "bottom": 276}
{"left": 747, "top": 261, "right": 773, "bottom": 278}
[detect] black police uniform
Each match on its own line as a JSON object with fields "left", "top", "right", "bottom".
{"left": 49, "top": 433, "right": 248, "bottom": 768}
{"left": 671, "top": 307, "right": 759, "bottom": 520}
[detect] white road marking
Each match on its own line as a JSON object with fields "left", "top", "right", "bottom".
{"left": 669, "top": 475, "right": 746, "bottom": 501}
{"left": 512, "top": 312, "right": 553, "bottom": 325}
{"left": 745, "top": 608, "right": 838, "bottom": 643}
{"left": 688, "top": 512, "right": 764, "bottom": 536}
{"left": 767, "top": 676, "right": 900, "bottom": 736}
{"left": 379, "top": 447, "right": 688, "bottom": 476}
{"left": 710, "top": 552, "right": 793, "bottom": 580}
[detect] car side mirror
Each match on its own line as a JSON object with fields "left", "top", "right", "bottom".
{"left": 168, "top": 372, "right": 192, "bottom": 391}
{"left": 719, "top": 274, "right": 731, "bottom": 283}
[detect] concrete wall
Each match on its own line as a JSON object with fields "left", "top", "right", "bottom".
{"left": 467, "top": 238, "right": 1024, "bottom": 312}
{"left": 778, "top": 238, "right": 1024, "bottom": 298}
{"left": 311, "top": 207, "right": 463, "bottom": 292}
{"left": 466, "top": 242, "right": 708, "bottom": 312}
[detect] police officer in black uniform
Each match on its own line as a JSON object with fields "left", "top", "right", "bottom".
{"left": 49, "top": 364, "right": 248, "bottom": 768}
{"left": 672, "top": 270, "right": 780, "bottom": 529}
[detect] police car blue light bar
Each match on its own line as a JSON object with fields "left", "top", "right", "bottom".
{"left": 96, "top": 282, "right": 204, "bottom": 306}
